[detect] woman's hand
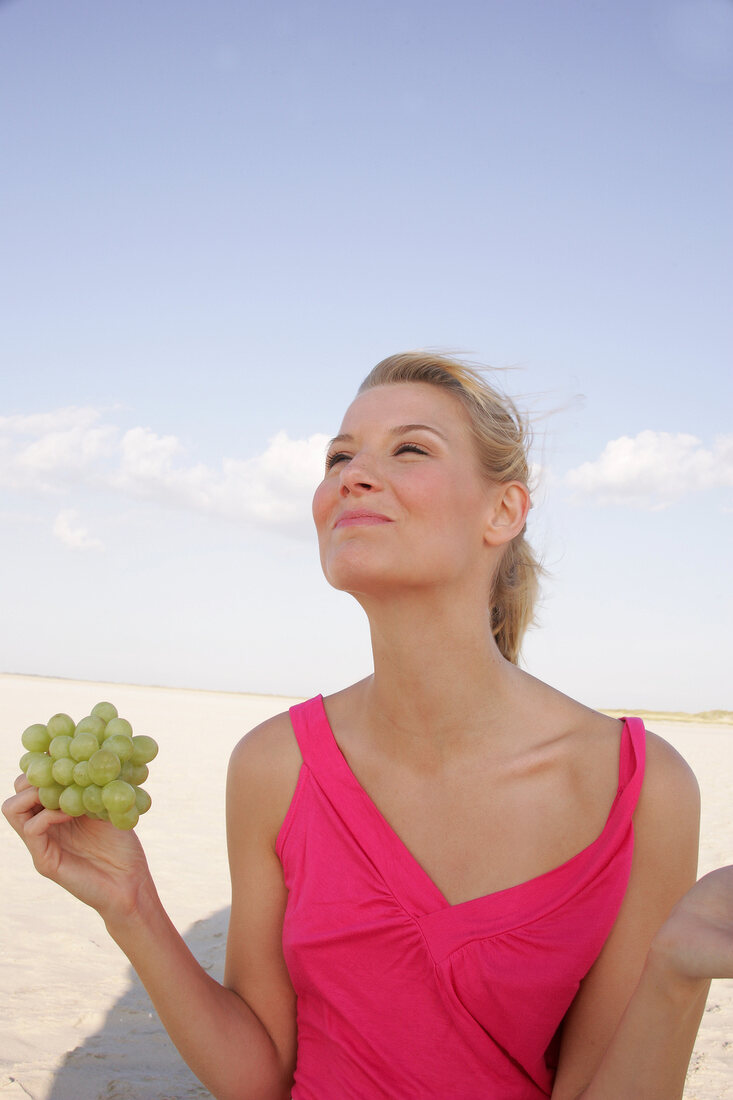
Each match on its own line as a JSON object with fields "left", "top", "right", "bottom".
{"left": 2, "top": 773, "right": 152, "bottom": 924}
{"left": 649, "top": 866, "right": 733, "bottom": 986}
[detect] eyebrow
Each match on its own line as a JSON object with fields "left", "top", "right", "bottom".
{"left": 327, "top": 423, "right": 449, "bottom": 449}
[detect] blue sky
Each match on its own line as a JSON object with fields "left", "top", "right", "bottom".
{"left": 1, "top": 0, "right": 731, "bottom": 711}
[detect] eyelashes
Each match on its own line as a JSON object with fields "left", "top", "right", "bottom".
{"left": 325, "top": 442, "right": 428, "bottom": 471}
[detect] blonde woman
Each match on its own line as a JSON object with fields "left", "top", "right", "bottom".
{"left": 5, "top": 352, "right": 733, "bottom": 1099}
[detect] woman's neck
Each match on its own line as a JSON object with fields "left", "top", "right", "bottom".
{"left": 354, "top": 588, "right": 525, "bottom": 760}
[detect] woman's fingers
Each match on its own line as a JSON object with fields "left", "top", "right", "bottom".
{"left": 2, "top": 781, "right": 44, "bottom": 836}
{"left": 5, "top": 779, "right": 76, "bottom": 841}
{"left": 654, "top": 865, "right": 733, "bottom": 981}
{"left": 4, "top": 774, "right": 152, "bottom": 923}
{"left": 5, "top": 781, "right": 39, "bottom": 811}
{"left": 23, "top": 805, "right": 73, "bottom": 838}
{"left": 3, "top": 790, "right": 62, "bottom": 883}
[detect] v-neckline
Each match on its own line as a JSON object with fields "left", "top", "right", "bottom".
{"left": 315, "top": 694, "right": 631, "bottom": 915}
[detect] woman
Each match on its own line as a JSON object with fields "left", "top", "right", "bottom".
{"left": 4, "top": 351, "right": 733, "bottom": 1099}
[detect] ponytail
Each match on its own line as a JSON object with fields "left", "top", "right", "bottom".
{"left": 490, "top": 533, "right": 542, "bottom": 664}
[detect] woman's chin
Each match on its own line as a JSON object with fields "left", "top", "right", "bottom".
{"left": 322, "top": 556, "right": 402, "bottom": 599}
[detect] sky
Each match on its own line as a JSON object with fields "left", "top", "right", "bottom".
{"left": 1, "top": 0, "right": 731, "bottom": 712}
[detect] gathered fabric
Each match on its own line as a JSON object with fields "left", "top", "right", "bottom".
{"left": 276, "top": 696, "right": 646, "bottom": 1099}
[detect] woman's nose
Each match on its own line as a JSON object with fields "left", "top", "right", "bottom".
{"left": 339, "top": 452, "right": 380, "bottom": 495}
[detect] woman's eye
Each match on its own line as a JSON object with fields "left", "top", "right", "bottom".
{"left": 326, "top": 443, "right": 426, "bottom": 470}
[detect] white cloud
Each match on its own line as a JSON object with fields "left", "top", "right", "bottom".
{"left": 0, "top": 407, "right": 117, "bottom": 492}
{"left": 0, "top": 408, "right": 102, "bottom": 436}
{"left": 211, "top": 432, "right": 331, "bottom": 526}
{"left": 0, "top": 406, "right": 329, "bottom": 536}
{"left": 566, "top": 430, "right": 733, "bottom": 507}
{"left": 111, "top": 425, "right": 329, "bottom": 530}
{"left": 53, "top": 509, "right": 104, "bottom": 551}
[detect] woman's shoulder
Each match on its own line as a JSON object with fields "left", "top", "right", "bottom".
{"left": 635, "top": 727, "right": 700, "bottom": 835}
{"left": 229, "top": 707, "right": 303, "bottom": 770}
{"left": 519, "top": 675, "right": 699, "bottom": 818}
{"left": 548, "top": 683, "right": 701, "bottom": 841}
{"left": 227, "top": 707, "right": 305, "bottom": 846}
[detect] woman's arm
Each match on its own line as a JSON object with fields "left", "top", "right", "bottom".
{"left": 569, "top": 864, "right": 733, "bottom": 1100}
{"left": 104, "top": 871, "right": 292, "bottom": 1100}
{"left": 3, "top": 710, "right": 301, "bottom": 1100}
{"left": 551, "top": 731, "right": 728, "bottom": 1100}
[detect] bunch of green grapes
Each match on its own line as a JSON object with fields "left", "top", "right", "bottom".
{"left": 19, "top": 701, "right": 158, "bottom": 830}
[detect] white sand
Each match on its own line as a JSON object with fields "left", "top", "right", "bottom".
{"left": 1, "top": 674, "right": 731, "bottom": 1099}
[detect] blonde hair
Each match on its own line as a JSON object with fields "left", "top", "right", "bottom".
{"left": 358, "top": 351, "right": 541, "bottom": 664}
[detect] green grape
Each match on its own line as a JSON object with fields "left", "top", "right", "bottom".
{"left": 104, "top": 717, "right": 133, "bottom": 740}
{"left": 18, "top": 701, "right": 157, "bottom": 829}
{"left": 103, "top": 733, "right": 134, "bottom": 763}
{"left": 134, "top": 786, "right": 152, "bottom": 814}
{"left": 82, "top": 784, "right": 106, "bottom": 815}
{"left": 109, "top": 805, "right": 139, "bottom": 831}
{"left": 26, "top": 755, "right": 55, "bottom": 788}
{"left": 72, "top": 760, "right": 93, "bottom": 787}
{"left": 47, "top": 713, "right": 75, "bottom": 739}
{"left": 20, "top": 750, "right": 46, "bottom": 774}
{"left": 51, "top": 757, "right": 76, "bottom": 786}
{"left": 130, "top": 735, "right": 159, "bottom": 766}
{"left": 69, "top": 732, "right": 100, "bottom": 762}
{"left": 39, "top": 783, "right": 65, "bottom": 810}
{"left": 87, "top": 748, "right": 122, "bottom": 786}
{"left": 91, "top": 701, "right": 118, "bottom": 723}
{"left": 75, "top": 716, "right": 107, "bottom": 741}
{"left": 58, "top": 784, "right": 86, "bottom": 817}
{"left": 121, "top": 761, "right": 149, "bottom": 785}
{"left": 21, "top": 723, "right": 51, "bottom": 753}
{"left": 101, "top": 779, "right": 136, "bottom": 815}
{"left": 49, "top": 734, "right": 73, "bottom": 760}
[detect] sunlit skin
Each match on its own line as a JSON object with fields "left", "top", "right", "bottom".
{"left": 312, "top": 383, "right": 534, "bottom": 782}
{"left": 312, "top": 382, "right": 529, "bottom": 613}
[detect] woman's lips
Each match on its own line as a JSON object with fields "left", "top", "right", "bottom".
{"left": 334, "top": 511, "right": 393, "bottom": 528}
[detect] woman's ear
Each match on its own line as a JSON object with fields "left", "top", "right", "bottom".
{"left": 483, "top": 482, "right": 531, "bottom": 547}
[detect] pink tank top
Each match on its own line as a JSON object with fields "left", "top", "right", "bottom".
{"left": 276, "top": 696, "right": 646, "bottom": 1099}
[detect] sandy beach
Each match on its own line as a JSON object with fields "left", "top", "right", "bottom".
{"left": 2, "top": 673, "right": 732, "bottom": 1099}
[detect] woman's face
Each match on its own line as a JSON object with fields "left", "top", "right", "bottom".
{"left": 312, "top": 382, "right": 502, "bottom": 601}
